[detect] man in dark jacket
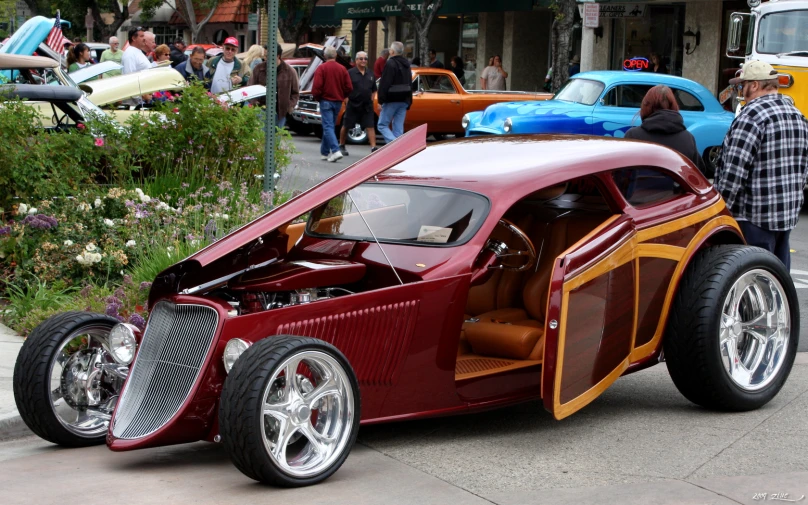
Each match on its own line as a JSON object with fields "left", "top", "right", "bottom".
{"left": 248, "top": 44, "right": 300, "bottom": 127}
{"left": 377, "top": 41, "right": 412, "bottom": 143}
{"left": 170, "top": 39, "right": 187, "bottom": 68}
{"left": 312, "top": 46, "right": 353, "bottom": 162}
{"left": 177, "top": 47, "right": 210, "bottom": 89}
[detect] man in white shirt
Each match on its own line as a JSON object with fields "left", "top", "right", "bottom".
{"left": 208, "top": 37, "right": 248, "bottom": 94}
{"left": 121, "top": 27, "right": 150, "bottom": 75}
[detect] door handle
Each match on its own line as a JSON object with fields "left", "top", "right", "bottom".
{"left": 450, "top": 100, "right": 460, "bottom": 104}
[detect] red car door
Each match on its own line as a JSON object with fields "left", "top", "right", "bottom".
{"left": 541, "top": 214, "right": 639, "bottom": 420}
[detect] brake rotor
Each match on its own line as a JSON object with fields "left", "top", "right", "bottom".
{"left": 60, "top": 349, "right": 103, "bottom": 409}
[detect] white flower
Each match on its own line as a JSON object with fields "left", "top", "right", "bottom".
{"left": 28, "top": 207, "right": 37, "bottom": 215}
{"left": 135, "top": 188, "right": 144, "bottom": 195}
{"left": 214, "top": 212, "right": 221, "bottom": 218}
{"left": 125, "top": 240, "right": 136, "bottom": 248}
{"left": 156, "top": 202, "right": 170, "bottom": 211}
{"left": 63, "top": 240, "right": 74, "bottom": 247}
{"left": 221, "top": 214, "right": 229, "bottom": 220}
{"left": 140, "top": 194, "right": 151, "bottom": 203}
{"left": 94, "top": 198, "right": 102, "bottom": 208}
{"left": 75, "top": 252, "right": 101, "bottom": 265}
{"left": 17, "top": 204, "right": 28, "bottom": 215}
{"left": 85, "top": 243, "right": 97, "bottom": 252}
{"left": 190, "top": 239, "right": 199, "bottom": 246}
{"left": 166, "top": 246, "right": 174, "bottom": 253}
{"left": 77, "top": 202, "right": 91, "bottom": 212}
{"left": 104, "top": 219, "right": 115, "bottom": 227}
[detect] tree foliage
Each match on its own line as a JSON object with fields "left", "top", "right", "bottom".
{"left": 140, "top": 0, "right": 234, "bottom": 43}
{"left": 397, "top": 0, "right": 443, "bottom": 65}
{"left": 549, "top": 0, "right": 576, "bottom": 93}
{"left": 278, "top": 0, "right": 316, "bottom": 46}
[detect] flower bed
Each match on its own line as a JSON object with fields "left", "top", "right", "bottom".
{"left": 0, "top": 83, "right": 296, "bottom": 335}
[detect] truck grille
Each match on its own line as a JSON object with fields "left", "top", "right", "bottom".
{"left": 111, "top": 302, "right": 219, "bottom": 440}
{"left": 299, "top": 98, "right": 318, "bottom": 111}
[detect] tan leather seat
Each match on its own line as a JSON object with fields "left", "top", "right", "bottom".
{"left": 463, "top": 214, "right": 608, "bottom": 361}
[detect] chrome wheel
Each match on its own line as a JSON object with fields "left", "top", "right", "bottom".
{"left": 346, "top": 123, "right": 367, "bottom": 144}
{"left": 719, "top": 269, "right": 790, "bottom": 391}
{"left": 49, "top": 325, "right": 126, "bottom": 438}
{"left": 260, "top": 350, "right": 354, "bottom": 478}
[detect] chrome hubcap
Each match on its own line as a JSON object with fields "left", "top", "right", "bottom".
{"left": 720, "top": 269, "right": 790, "bottom": 391}
{"left": 347, "top": 123, "right": 366, "bottom": 142}
{"left": 49, "top": 325, "right": 126, "bottom": 437}
{"left": 261, "top": 351, "right": 354, "bottom": 478}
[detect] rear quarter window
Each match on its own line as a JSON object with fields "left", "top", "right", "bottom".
{"left": 673, "top": 88, "right": 704, "bottom": 112}
{"left": 612, "top": 167, "right": 686, "bottom": 207}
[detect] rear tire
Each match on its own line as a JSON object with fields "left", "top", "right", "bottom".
{"left": 219, "top": 336, "right": 360, "bottom": 487}
{"left": 702, "top": 146, "right": 720, "bottom": 179}
{"left": 664, "top": 245, "right": 798, "bottom": 411}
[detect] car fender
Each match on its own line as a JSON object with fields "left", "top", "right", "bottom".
{"left": 686, "top": 118, "right": 733, "bottom": 155}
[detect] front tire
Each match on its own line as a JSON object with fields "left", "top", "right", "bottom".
{"left": 13, "top": 312, "right": 124, "bottom": 446}
{"left": 219, "top": 336, "right": 360, "bottom": 487}
{"left": 664, "top": 245, "right": 798, "bottom": 411}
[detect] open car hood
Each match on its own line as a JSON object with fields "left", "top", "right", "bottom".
{"left": 79, "top": 68, "right": 186, "bottom": 106}
{"left": 298, "top": 36, "right": 351, "bottom": 92}
{"left": 149, "top": 124, "right": 429, "bottom": 303}
{"left": 69, "top": 61, "right": 122, "bottom": 84}
{"left": 0, "top": 16, "right": 54, "bottom": 57}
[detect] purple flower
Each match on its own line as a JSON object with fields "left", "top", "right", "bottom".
{"left": 125, "top": 200, "right": 135, "bottom": 207}
{"left": 22, "top": 214, "right": 58, "bottom": 230}
{"left": 123, "top": 275, "right": 134, "bottom": 286}
{"left": 217, "top": 181, "right": 233, "bottom": 191}
{"left": 105, "top": 301, "right": 124, "bottom": 321}
{"left": 128, "top": 313, "right": 146, "bottom": 330}
{"left": 114, "top": 287, "right": 126, "bottom": 299}
{"left": 217, "top": 197, "right": 228, "bottom": 206}
{"left": 79, "top": 285, "right": 93, "bottom": 298}
{"left": 260, "top": 191, "right": 272, "bottom": 206}
{"left": 139, "top": 281, "right": 152, "bottom": 291}
{"left": 242, "top": 155, "right": 256, "bottom": 161}
{"left": 0, "top": 226, "right": 10, "bottom": 236}
{"left": 181, "top": 183, "right": 189, "bottom": 188}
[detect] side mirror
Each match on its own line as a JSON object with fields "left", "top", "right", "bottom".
{"left": 727, "top": 13, "right": 749, "bottom": 55}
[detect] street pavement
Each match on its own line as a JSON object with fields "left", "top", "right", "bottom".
{"left": 1, "top": 132, "right": 807, "bottom": 503}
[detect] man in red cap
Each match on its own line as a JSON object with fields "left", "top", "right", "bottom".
{"left": 208, "top": 37, "right": 249, "bottom": 94}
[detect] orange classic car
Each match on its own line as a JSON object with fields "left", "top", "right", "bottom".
{"left": 295, "top": 67, "right": 552, "bottom": 144}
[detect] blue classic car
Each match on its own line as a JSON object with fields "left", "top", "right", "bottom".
{"left": 463, "top": 71, "right": 734, "bottom": 176}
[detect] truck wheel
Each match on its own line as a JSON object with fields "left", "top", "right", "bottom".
{"left": 345, "top": 122, "right": 368, "bottom": 145}
{"left": 13, "top": 312, "right": 125, "bottom": 446}
{"left": 219, "top": 336, "right": 360, "bottom": 487}
{"left": 664, "top": 245, "right": 798, "bottom": 411}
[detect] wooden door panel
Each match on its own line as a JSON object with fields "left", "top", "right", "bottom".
{"left": 559, "top": 261, "right": 635, "bottom": 404}
{"left": 634, "top": 257, "right": 677, "bottom": 348}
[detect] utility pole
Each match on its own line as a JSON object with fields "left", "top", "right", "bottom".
{"left": 263, "top": 0, "right": 279, "bottom": 207}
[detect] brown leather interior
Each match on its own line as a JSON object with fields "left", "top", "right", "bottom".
{"left": 459, "top": 211, "right": 610, "bottom": 366}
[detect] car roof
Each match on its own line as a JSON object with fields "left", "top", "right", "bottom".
{"left": 572, "top": 70, "right": 712, "bottom": 94}
{"left": 376, "top": 135, "right": 712, "bottom": 197}
{"left": 0, "top": 53, "right": 58, "bottom": 69}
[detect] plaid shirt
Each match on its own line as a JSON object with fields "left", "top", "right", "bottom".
{"left": 715, "top": 93, "right": 808, "bottom": 231}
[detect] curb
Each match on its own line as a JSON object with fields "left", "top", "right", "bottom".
{"left": 0, "top": 410, "right": 30, "bottom": 441}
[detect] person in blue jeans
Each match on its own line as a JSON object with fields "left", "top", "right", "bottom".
{"left": 312, "top": 46, "right": 353, "bottom": 162}
{"left": 377, "top": 41, "right": 412, "bottom": 144}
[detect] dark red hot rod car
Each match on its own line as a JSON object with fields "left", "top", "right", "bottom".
{"left": 14, "top": 125, "right": 799, "bottom": 487}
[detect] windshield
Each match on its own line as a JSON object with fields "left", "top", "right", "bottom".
{"left": 555, "top": 78, "right": 605, "bottom": 105}
{"left": 307, "top": 184, "right": 489, "bottom": 246}
{"left": 757, "top": 10, "right": 808, "bottom": 55}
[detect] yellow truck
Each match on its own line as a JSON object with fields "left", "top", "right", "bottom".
{"left": 725, "top": 0, "right": 808, "bottom": 113}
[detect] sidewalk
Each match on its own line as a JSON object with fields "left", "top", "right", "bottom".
{"left": 0, "top": 323, "right": 26, "bottom": 440}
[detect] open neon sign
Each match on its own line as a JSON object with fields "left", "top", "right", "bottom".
{"left": 623, "top": 57, "right": 649, "bottom": 72}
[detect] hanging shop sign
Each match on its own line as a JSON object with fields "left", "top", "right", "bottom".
{"left": 600, "top": 4, "right": 646, "bottom": 18}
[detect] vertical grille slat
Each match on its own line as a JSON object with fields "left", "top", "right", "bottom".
{"left": 112, "top": 302, "right": 218, "bottom": 440}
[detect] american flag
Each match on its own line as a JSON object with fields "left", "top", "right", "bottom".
{"left": 45, "top": 12, "right": 70, "bottom": 52}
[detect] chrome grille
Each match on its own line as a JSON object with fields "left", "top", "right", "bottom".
{"left": 112, "top": 302, "right": 218, "bottom": 439}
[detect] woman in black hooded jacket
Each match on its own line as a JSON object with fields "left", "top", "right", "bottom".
{"left": 624, "top": 85, "right": 707, "bottom": 174}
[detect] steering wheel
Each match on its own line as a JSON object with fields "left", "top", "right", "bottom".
{"left": 484, "top": 219, "right": 537, "bottom": 272}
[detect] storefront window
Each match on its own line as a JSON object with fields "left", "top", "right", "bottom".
{"left": 397, "top": 18, "right": 416, "bottom": 60}
{"left": 151, "top": 26, "right": 184, "bottom": 45}
{"left": 462, "top": 16, "right": 479, "bottom": 89}
{"left": 609, "top": 6, "right": 684, "bottom": 76}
